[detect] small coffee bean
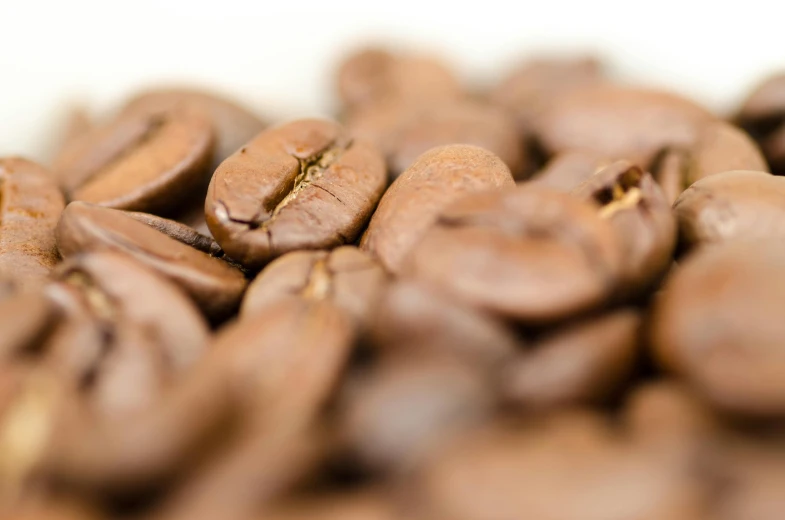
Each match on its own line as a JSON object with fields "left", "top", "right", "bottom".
{"left": 650, "top": 239, "right": 785, "bottom": 419}
{"left": 52, "top": 106, "right": 214, "bottom": 214}
{"left": 403, "top": 184, "right": 623, "bottom": 323}
{"left": 206, "top": 119, "right": 387, "bottom": 269}
{"left": 361, "top": 144, "right": 514, "bottom": 274}
{"left": 0, "top": 158, "right": 65, "bottom": 288}
{"left": 572, "top": 161, "right": 676, "bottom": 293}
{"left": 534, "top": 85, "right": 716, "bottom": 168}
{"left": 56, "top": 201, "right": 248, "bottom": 322}
{"left": 241, "top": 246, "right": 387, "bottom": 328}
{"left": 674, "top": 170, "right": 785, "bottom": 252}
{"left": 528, "top": 150, "right": 611, "bottom": 192}
{"left": 336, "top": 48, "right": 462, "bottom": 111}
{"left": 501, "top": 309, "right": 641, "bottom": 410}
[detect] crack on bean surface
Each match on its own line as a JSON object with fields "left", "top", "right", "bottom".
{"left": 596, "top": 167, "right": 644, "bottom": 219}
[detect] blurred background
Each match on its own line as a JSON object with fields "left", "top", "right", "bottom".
{"left": 0, "top": 0, "right": 781, "bottom": 160}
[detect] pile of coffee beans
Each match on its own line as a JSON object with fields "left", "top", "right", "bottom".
{"left": 3, "top": 46, "right": 785, "bottom": 519}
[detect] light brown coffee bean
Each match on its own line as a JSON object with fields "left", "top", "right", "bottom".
{"left": 403, "top": 185, "right": 623, "bottom": 323}
{"left": 52, "top": 106, "right": 214, "bottom": 214}
{"left": 361, "top": 144, "right": 514, "bottom": 274}
{"left": 501, "top": 309, "right": 641, "bottom": 410}
{"left": 240, "top": 246, "right": 387, "bottom": 328}
{"left": 0, "top": 158, "right": 65, "bottom": 288}
{"left": 206, "top": 119, "right": 387, "bottom": 269}
{"left": 56, "top": 201, "right": 248, "bottom": 322}
{"left": 0, "top": 292, "right": 60, "bottom": 364}
{"left": 674, "top": 170, "right": 785, "bottom": 252}
{"left": 572, "top": 161, "right": 676, "bottom": 292}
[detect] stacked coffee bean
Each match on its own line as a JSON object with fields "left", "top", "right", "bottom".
{"left": 2, "top": 46, "right": 785, "bottom": 520}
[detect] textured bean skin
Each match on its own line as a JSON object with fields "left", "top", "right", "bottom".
{"left": 206, "top": 119, "right": 387, "bottom": 270}
{"left": 0, "top": 158, "right": 65, "bottom": 288}
{"left": 360, "top": 144, "right": 514, "bottom": 274}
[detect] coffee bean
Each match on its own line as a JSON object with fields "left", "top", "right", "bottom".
{"left": 241, "top": 246, "right": 387, "bottom": 328}
{"left": 674, "top": 170, "right": 785, "bottom": 252}
{"left": 206, "top": 119, "right": 387, "bottom": 270}
{"left": 366, "top": 280, "right": 521, "bottom": 367}
{"left": 56, "top": 201, "right": 248, "bottom": 322}
{"left": 572, "top": 161, "right": 676, "bottom": 293}
{"left": 736, "top": 73, "right": 785, "bottom": 173}
{"left": 650, "top": 239, "right": 785, "bottom": 419}
{"left": 490, "top": 56, "right": 604, "bottom": 135}
{"left": 337, "top": 48, "right": 462, "bottom": 111}
{"left": 0, "top": 291, "right": 60, "bottom": 363}
{"left": 501, "top": 309, "right": 641, "bottom": 410}
{"left": 348, "top": 100, "right": 525, "bottom": 179}
{"left": 361, "top": 144, "right": 514, "bottom": 274}
{"left": 534, "top": 85, "right": 716, "bottom": 168}
{"left": 52, "top": 106, "right": 214, "bottom": 214}
{"left": 528, "top": 150, "right": 611, "bottom": 191}
{"left": 123, "top": 209, "right": 222, "bottom": 255}
{"left": 0, "top": 158, "right": 65, "bottom": 288}
{"left": 403, "top": 184, "right": 623, "bottom": 323}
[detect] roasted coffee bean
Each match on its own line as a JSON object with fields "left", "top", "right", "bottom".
{"left": 572, "top": 161, "right": 676, "bottom": 292}
{"left": 260, "top": 490, "right": 398, "bottom": 520}
{"left": 501, "top": 309, "right": 641, "bottom": 410}
{"left": 337, "top": 356, "right": 494, "bottom": 474}
{"left": 120, "top": 87, "right": 266, "bottom": 171}
{"left": 240, "top": 246, "right": 387, "bottom": 328}
{"left": 0, "top": 158, "right": 65, "bottom": 288}
{"left": 650, "top": 121, "right": 768, "bottom": 204}
{"left": 528, "top": 150, "right": 611, "bottom": 191}
{"left": 736, "top": 73, "right": 785, "bottom": 173}
{"left": 123, "top": 209, "right": 222, "bottom": 255}
{"left": 412, "top": 413, "right": 707, "bottom": 520}
{"left": 366, "top": 280, "right": 520, "bottom": 367}
{"left": 403, "top": 184, "right": 623, "bottom": 323}
{"left": 348, "top": 100, "right": 525, "bottom": 179}
{"left": 534, "top": 85, "right": 715, "bottom": 168}
{"left": 361, "top": 144, "right": 514, "bottom": 274}
{"left": 56, "top": 201, "right": 248, "bottom": 322}
{"left": 490, "top": 56, "right": 604, "bottom": 135}
{"left": 205, "top": 119, "right": 386, "bottom": 270}
{"left": 650, "top": 239, "right": 785, "bottom": 419}
{"left": 52, "top": 106, "right": 213, "bottom": 214}
{"left": 674, "top": 170, "right": 785, "bottom": 252}
{"left": 336, "top": 48, "right": 462, "bottom": 111}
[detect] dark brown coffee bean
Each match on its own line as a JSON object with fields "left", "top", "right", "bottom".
{"left": 572, "top": 161, "right": 676, "bottom": 292}
{"left": 674, "top": 170, "right": 785, "bottom": 252}
{"left": 241, "top": 246, "right": 387, "bottom": 328}
{"left": 348, "top": 100, "right": 525, "bottom": 179}
{"left": 501, "top": 309, "right": 641, "bottom": 411}
{"left": 336, "top": 48, "right": 462, "bottom": 111}
{"left": 0, "top": 158, "right": 65, "bottom": 288}
{"left": 123, "top": 209, "right": 222, "bottom": 256}
{"left": 56, "top": 201, "right": 247, "bottom": 322}
{"left": 490, "top": 56, "right": 604, "bottom": 135}
{"left": 261, "top": 490, "right": 398, "bottom": 520}
{"left": 534, "top": 85, "right": 715, "bottom": 167}
{"left": 337, "top": 356, "right": 494, "bottom": 474}
{"left": 412, "top": 413, "right": 707, "bottom": 520}
{"left": 205, "top": 119, "right": 387, "bottom": 270}
{"left": 528, "top": 150, "right": 611, "bottom": 192}
{"left": 120, "top": 87, "right": 266, "bottom": 171}
{"left": 403, "top": 185, "right": 623, "bottom": 323}
{"left": 650, "top": 239, "right": 785, "bottom": 419}
{"left": 361, "top": 144, "right": 514, "bottom": 274}
{"left": 736, "top": 73, "right": 785, "bottom": 173}
{"left": 52, "top": 106, "right": 214, "bottom": 214}
{"left": 366, "top": 280, "right": 521, "bottom": 367}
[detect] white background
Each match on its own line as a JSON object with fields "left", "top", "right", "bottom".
{"left": 0, "top": 0, "right": 782, "bottom": 161}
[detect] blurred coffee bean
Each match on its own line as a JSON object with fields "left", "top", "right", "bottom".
{"left": 241, "top": 246, "right": 387, "bottom": 328}
{"left": 736, "top": 73, "right": 785, "bottom": 173}
{"left": 0, "top": 158, "right": 65, "bottom": 288}
{"left": 206, "top": 119, "right": 386, "bottom": 269}
{"left": 650, "top": 239, "right": 785, "bottom": 419}
{"left": 528, "top": 149, "right": 611, "bottom": 191}
{"left": 0, "top": 292, "right": 60, "bottom": 363}
{"left": 260, "top": 490, "right": 398, "bottom": 520}
{"left": 403, "top": 185, "right": 623, "bottom": 323}
{"left": 361, "top": 144, "right": 514, "bottom": 274}
{"left": 501, "top": 309, "right": 641, "bottom": 410}
{"left": 572, "top": 161, "right": 676, "bottom": 293}
{"left": 56, "top": 201, "right": 248, "bottom": 322}
{"left": 52, "top": 106, "right": 214, "bottom": 214}
{"left": 336, "top": 48, "right": 462, "bottom": 111}
{"left": 674, "top": 170, "right": 785, "bottom": 252}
